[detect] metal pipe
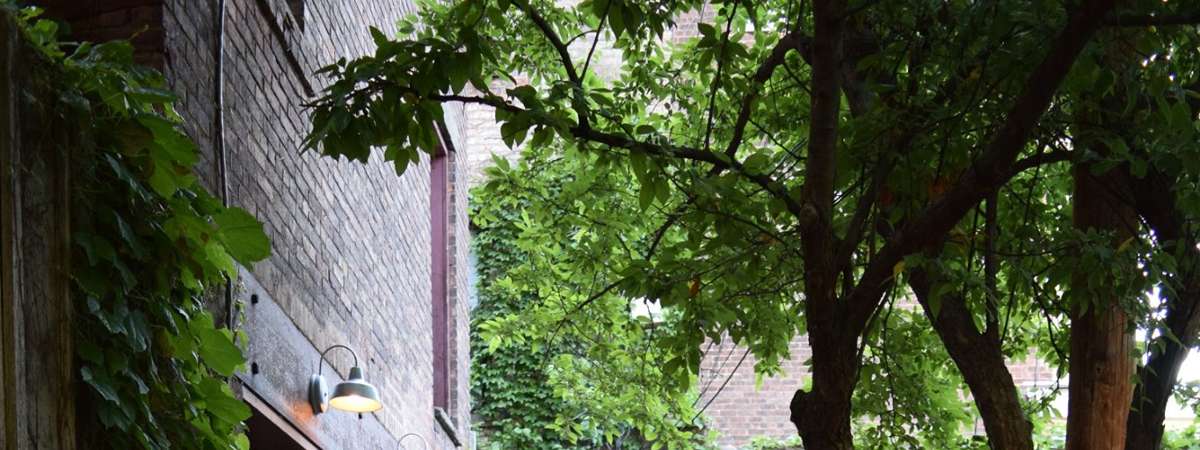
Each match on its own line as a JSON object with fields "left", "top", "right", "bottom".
{"left": 214, "top": 0, "right": 233, "bottom": 330}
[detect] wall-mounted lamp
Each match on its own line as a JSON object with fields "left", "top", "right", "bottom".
{"left": 398, "top": 433, "right": 431, "bottom": 450}
{"left": 309, "top": 344, "right": 382, "bottom": 414}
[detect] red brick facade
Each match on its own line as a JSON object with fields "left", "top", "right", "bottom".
{"left": 698, "top": 338, "right": 812, "bottom": 448}
{"left": 697, "top": 336, "right": 1057, "bottom": 449}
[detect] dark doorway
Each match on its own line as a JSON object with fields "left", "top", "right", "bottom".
{"left": 243, "top": 389, "right": 320, "bottom": 450}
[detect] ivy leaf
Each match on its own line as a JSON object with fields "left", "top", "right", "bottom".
{"left": 127, "top": 86, "right": 176, "bottom": 104}
{"left": 126, "top": 311, "right": 151, "bottom": 352}
{"left": 73, "top": 267, "right": 109, "bottom": 296}
{"left": 204, "top": 240, "right": 237, "bottom": 276}
{"left": 81, "top": 366, "right": 122, "bottom": 404}
{"left": 137, "top": 114, "right": 198, "bottom": 166}
{"left": 233, "top": 434, "right": 251, "bottom": 450}
{"left": 113, "top": 212, "right": 148, "bottom": 260}
{"left": 104, "top": 154, "right": 152, "bottom": 201}
{"left": 214, "top": 208, "right": 271, "bottom": 264}
{"left": 197, "top": 378, "right": 252, "bottom": 426}
{"left": 147, "top": 156, "right": 183, "bottom": 198}
{"left": 190, "top": 316, "right": 244, "bottom": 377}
{"left": 74, "top": 232, "right": 115, "bottom": 266}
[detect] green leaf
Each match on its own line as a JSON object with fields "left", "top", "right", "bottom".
{"left": 147, "top": 157, "right": 183, "bottom": 198}
{"left": 137, "top": 114, "right": 198, "bottom": 166}
{"left": 191, "top": 317, "right": 244, "bottom": 377}
{"left": 79, "top": 340, "right": 105, "bottom": 365}
{"left": 204, "top": 240, "right": 237, "bottom": 276}
{"left": 197, "top": 378, "right": 252, "bottom": 425}
{"left": 81, "top": 366, "right": 122, "bottom": 404}
{"left": 126, "top": 311, "right": 151, "bottom": 352}
{"left": 214, "top": 208, "right": 271, "bottom": 264}
{"left": 924, "top": 291, "right": 944, "bottom": 323}
{"left": 127, "top": 86, "right": 176, "bottom": 104}
{"left": 369, "top": 26, "right": 389, "bottom": 47}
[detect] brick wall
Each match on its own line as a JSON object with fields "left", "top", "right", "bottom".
{"left": 696, "top": 335, "right": 1059, "bottom": 449}
{"left": 40, "top": 0, "right": 473, "bottom": 448}
{"left": 697, "top": 337, "right": 811, "bottom": 449}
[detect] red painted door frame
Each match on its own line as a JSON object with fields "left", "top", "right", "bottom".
{"left": 430, "top": 144, "right": 450, "bottom": 410}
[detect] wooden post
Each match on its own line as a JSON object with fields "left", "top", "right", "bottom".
{"left": 0, "top": 11, "right": 16, "bottom": 450}
{"left": 0, "top": 11, "right": 76, "bottom": 450}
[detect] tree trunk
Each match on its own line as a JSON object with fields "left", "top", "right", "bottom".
{"left": 1124, "top": 237, "right": 1200, "bottom": 450}
{"left": 793, "top": 0, "right": 852, "bottom": 447}
{"left": 1125, "top": 338, "right": 1190, "bottom": 450}
{"left": 791, "top": 329, "right": 858, "bottom": 450}
{"left": 1124, "top": 229, "right": 1200, "bottom": 450}
{"left": 1065, "top": 163, "right": 1137, "bottom": 450}
{"left": 909, "top": 269, "right": 1034, "bottom": 450}
{"left": 1122, "top": 93, "right": 1200, "bottom": 450}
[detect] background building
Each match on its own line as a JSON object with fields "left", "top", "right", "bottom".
{"left": 17, "top": 1, "right": 475, "bottom": 448}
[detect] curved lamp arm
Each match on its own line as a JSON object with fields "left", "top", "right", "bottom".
{"left": 398, "top": 433, "right": 431, "bottom": 450}
{"left": 317, "top": 344, "right": 360, "bottom": 374}
{"left": 310, "top": 344, "right": 378, "bottom": 415}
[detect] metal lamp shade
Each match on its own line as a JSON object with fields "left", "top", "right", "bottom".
{"left": 328, "top": 366, "right": 382, "bottom": 413}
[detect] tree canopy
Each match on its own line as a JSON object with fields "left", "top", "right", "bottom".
{"left": 305, "top": 0, "right": 1200, "bottom": 448}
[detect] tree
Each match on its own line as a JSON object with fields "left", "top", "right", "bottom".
{"left": 304, "top": 0, "right": 1200, "bottom": 448}
{"left": 469, "top": 157, "right": 716, "bottom": 449}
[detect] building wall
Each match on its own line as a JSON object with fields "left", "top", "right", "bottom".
{"left": 40, "top": 1, "right": 473, "bottom": 449}
{"left": 696, "top": 338, "right": 811, "bottom": 449}
{"left": 695, "top": 336, "right": 1059, "bottom": 449}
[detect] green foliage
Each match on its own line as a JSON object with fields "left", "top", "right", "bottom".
{"left": 307, "top": 0, "right": 1200, "bottom": 447}
{"left": 14, "top": 6, "right": 269, "bottom": 449}
{"left": 1164, "top": 425, "right": 1200, "bottom": 450}
{"left": 746, "top": 435, "right": 802, "bottom": 450}
{"left": 469, "top": 171, "right": 577, "bottom": 450}
{"left": 853, "top": 307, "right": 984, "bottom": 449}
{"left": 470, "top": 154, "right": 716, "bottom": 449}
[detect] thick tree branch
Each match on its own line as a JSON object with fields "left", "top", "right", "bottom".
{"left": 909, "top": 267, "right": 1034, "bottom": 450}
{"left": 800, "top": 0, "right": 845, "bottom": 315}
{"left": 842, "top": 0, "right": 1118, "bottom": 333}
{"left": 416, "top": 91, "right": 812, "bottom": 224}
{"left": 793, "top": 1, "right": 856, "bottom": 448}
{"left": 512, "top": 0, "right": 581, "bottom": 85}
{"left": 723, "top": 31, "right": 806, "bottom": 159}
{"left": 511, "top": 0, "right": 591, "bottom": 130}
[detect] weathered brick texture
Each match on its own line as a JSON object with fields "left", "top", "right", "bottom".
{"left": 697, "top": 337, "right": 811, "bottom": 448}
{"left": 40, "top": 0, "right": 473, "bottom": 448}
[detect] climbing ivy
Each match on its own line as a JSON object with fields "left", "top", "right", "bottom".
{"left": 469, "top": 152, "right": 719, "bottom": 450}
{"left": 468, "top": 184, "right": 578, "bottom": 450}
{"left": 13, "top": 6, "right": 269, "bottom": 449}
